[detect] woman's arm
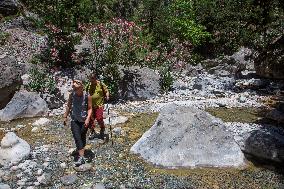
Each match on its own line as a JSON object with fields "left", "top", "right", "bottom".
{"left": 85, "top": 95, "right": 93, "bottom": 127}
{"left": 63, "top": 93, "right": 72, "bottom": 125}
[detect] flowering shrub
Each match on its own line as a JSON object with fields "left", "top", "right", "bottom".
{"left": 88, "top": 18, "right": 152, "bottom": 98}
{"left": 40, "top": 23, "right": 81, "bottom": 68}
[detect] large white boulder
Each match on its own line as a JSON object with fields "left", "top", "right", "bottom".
{"left": 131, "top": 104, "right": 245, "bottom": 168}
{"left": 0, "top": 91, "right": 48, "bottom": 121}
{"left": 0, "top": 132, "right": 31, "bottom": 165}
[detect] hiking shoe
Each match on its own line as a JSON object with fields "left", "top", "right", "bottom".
{"left": 74, "top": 156, "right": 85, "bottom": 167}
{"left": 89, "top": 131, "right": 99, "bottom": 140}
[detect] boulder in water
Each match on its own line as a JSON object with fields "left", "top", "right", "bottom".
{"left": 131, "top": 104, "right": 245, "bottom": 168}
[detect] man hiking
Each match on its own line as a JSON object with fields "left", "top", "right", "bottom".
{"left": 63, "top": 79, "right": 92, "bottom": 166}
{"left": 87, "top": 72, "right": 110, "bottom": 140}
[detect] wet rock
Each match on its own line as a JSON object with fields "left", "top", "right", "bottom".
{"left": 0, "top": 56, "right": 23, "bottom": 109}
{"left": 0, "top": 132, "right": 30, "bottom": 166}
{"left": 60, "top": 174, "right": 78, "bottom": 186}
{"left": 0, "top": 91, "right": 48, "bottom": 121}
{"left": 131, "top": 104, "right": 245, "bottom": 168}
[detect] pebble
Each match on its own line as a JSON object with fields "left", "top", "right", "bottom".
{"left": 60, "top": 162, "right": 67, "bottom": 169}
{"left": 60, "top": 174, "right": 78, "bottom": 186}
{"left": 36, "top": 169, "right": 43, "bottom": 176}
{"left": 74, "top": 163, "right": 93, "bottom": 172}
{"left": 93, "top": 183, "right": 105, "bottom": 189}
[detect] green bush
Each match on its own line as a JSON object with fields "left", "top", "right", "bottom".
{"left": 0, "top": 32, "right": 10, "bottom": 45}
{"left": 27, "top": 67, "right": 56, "bottom": 93}
{"left": 159, "top": 63, "right": 174, "bottom": 93}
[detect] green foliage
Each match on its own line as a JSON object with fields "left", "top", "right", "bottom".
{"left": 27, "top": 67, "right": 56, "bottom": 93}
{"left": 159, "top": 63, "right": 174, "bottom": 93}
{"left": 166, "top": 0, "right": 211, "bottom": 46}
{"left": 192, "top": 0, "right": 284, "bottom": 55}
{"left": 0, "top": 31, "right": 10, "bottom": 45}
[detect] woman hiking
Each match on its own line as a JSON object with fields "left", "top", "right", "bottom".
{"left": 63, "top": 79, "right": 92, "bottom": 166}
{"left": 87, "top": 73, "right": 110, "bottom": 140}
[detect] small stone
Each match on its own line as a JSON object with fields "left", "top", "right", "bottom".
{"left": 36, "top": 169, "right": 43, "bottom": 176}
{"left": 37, "top": 173, "right": 51, "bottom": 185}
{"left": 32, "top": 118, "right": 51, "bottom": 127}
{"left": 60, "top": 162, "right": 67, "bottom": 169}
{"left": 42, "top": 162, "right": 49, "bottom": 168}
{"left": 60, "top": 174, "right": 78, "bottom": 186}
{"left": 31, "top": 127, "right": 39, "bottom": 133}
{"left": 16, "top": 173, "right": 23, "bottom": 178}
{"left": 33, "top": 182, "right": 40, "bottom": 186}
{"left": 10, "top": 165, "right": 18, "bottom": 171}
{"left": 93, "top": 183, "right": 105, "bottom": 189}
{"left": 74, "top": 163, "right": 92, "bottom": 172}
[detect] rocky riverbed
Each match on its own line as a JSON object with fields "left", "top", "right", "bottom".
{"left": 0, "top": 108, "right": 284, "bottom": 189}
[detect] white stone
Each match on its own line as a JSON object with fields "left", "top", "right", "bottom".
{"left": 131, "top": 104, "right": 245, "bottom": 168}
{"left": 93, "top": 183, "right": 105, "bottom": 189}
{"left": 0, "top": 132, "right": 30, "bottom": 166}
{"left": 104, "top": 116, "right": 128, "bottom": 125}
{"left": 60, "top": 162, "right": 67, "bottom": 169}
{"left": 36, "top": 169, "right": 43, "bottom": 176}
{"left": 31, "top": 127, "right": 39, "bottom": 133}
{"left": 32, "top": 118, "right": 51, "bottom": 127}
{"left": 0, "top": 183, "right": 11, "bottom": 189}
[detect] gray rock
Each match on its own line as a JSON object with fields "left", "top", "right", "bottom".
{"left": 244, "top": 130, "right": 284, "bottom": 162}
{"left": 93, "top": 183, "right": 106, "bottom": 189}
{"left": 0, "top": 183, "right": 11, "bottom": 189}
{"left": 0, "top": 132, "right": 30, "bottom": 166}
{"left": 104, "top": 116, "right": 128, "bottom": 126}
{"left": 32, "top": 118, "right": 51, "bottom": 127}
{"left": 74, "top": 163, "right": 93, "bottom": 172}
{"left": 0, "top": 0, "right": 20, "bottom": 16}
{"left": 60, "top": 174, "right": 78, "bottom": 186}
{"left": 119, "top": 66, "right": 160, "bottom": 100}
{"left": 0, "top": 91, "right": 48, "bottom": 121}
{"left": 131, "top": 104, "right": 245, "bottom": 168}
{"left": 266, "top": 109, "right": 284, "bottom": 124}
{"left": 36, "top": 173, "right": 51, "bottom": 185}
{"left": 0, "top": 56, "right": 23, "bottom": 109}
{"left": 203, "top": 47, "right": 253, "bottom": 78}
{"left": 225, "top": 122, "right": 284, "bottom": 163}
